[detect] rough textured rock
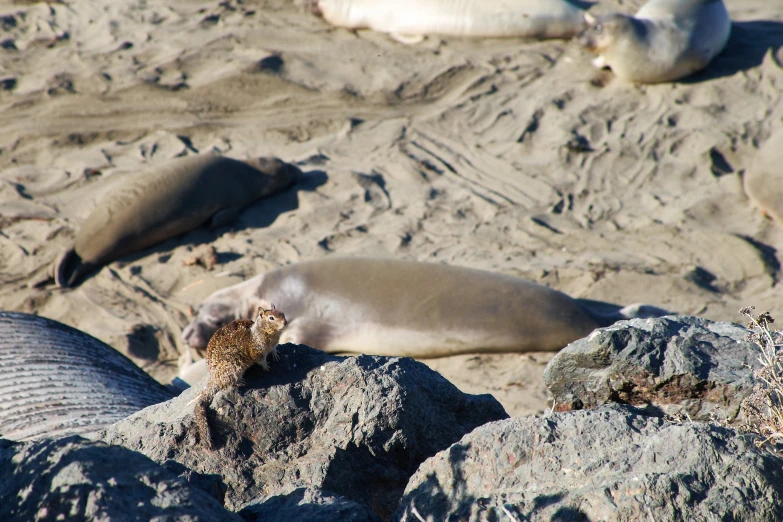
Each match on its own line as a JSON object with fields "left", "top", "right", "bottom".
{"left": 393, "top": 405, "right": 783, "bottom": 522}
{"left": 0, "top": 311, "right": 173, "bottom": 441}
{"left": 543, "top": 316, "right": 760, "bottom": 421}
{"left": 98, "top": 344, "right": 508, "bottom": 519}
{"left": 240, "top": 486, "right": 382, "bottom": 522}
{"left": 0, "top": 435, "right": 240, "bottom": 522}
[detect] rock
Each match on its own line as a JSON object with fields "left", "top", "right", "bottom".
{"left": 542, "top": 316, "right": 760, "bottom": 421}
{"left": 393, "top": 405, "right": 783, "bottom": 522}
{"left": 0, "top": 435, "right": 240, "bottom": 522}
{"left": 97, "top": 344, "right": 508, "bottom": 519}
{"left": 240, "top": 486, "right": 382, "bottom": 522}
{"left": 0, "top": 311, "right": 173, "bottom": 441}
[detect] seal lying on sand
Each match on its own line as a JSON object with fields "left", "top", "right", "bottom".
{"left": 0, "top": 311, "right": 173, "bottom": 441}
{"left": 312, "top": 0, "right": 587, "bottom": 43}
{"left": 577, "top": 0, "right": 731, "bottom": 83}
{"left": 744, "top": 130, "right": 783, "bottom": 225}
{"left": 182, "top": 257, "right": 669, "bottom": 359}
{"left": 54, "top": 154, "right": 303, "bottom": 288}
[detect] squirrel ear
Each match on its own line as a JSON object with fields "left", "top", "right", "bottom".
{"left": 584, "top": 12, "right": 596, "bottom": 24}
{"left": 270, "top": 303, "right": 276, "bottom": 310}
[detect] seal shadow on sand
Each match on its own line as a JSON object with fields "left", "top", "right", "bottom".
{"left": 682, "top": 20, "right": 783, "bottom": 83}
{"left": 117, "top": 169, "right": 328, "bottom": 266}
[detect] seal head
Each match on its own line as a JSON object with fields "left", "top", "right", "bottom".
{"left": 577, "top": 13, "right": 639, "bottom": 55}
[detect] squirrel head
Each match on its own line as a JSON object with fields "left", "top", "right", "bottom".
{"left": 256, "top": 305, "right": 288, "bottom": 335}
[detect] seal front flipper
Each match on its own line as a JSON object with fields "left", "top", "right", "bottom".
{"left": 54, "top": 247, "right": 97, "bottom": 288}
{"left": 390, "top": 33, "right": 425, "bottom": 44}
{"left": 281, "top": 319, "right": 337, "bottom": 352}
{"left": 209, "top": 207, "right": 241, "bottom": 229}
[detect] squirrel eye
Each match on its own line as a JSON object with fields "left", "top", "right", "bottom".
{"left": 594, "top": 23, "right": 602, "bottom": 33}
{"left": 268, "top": 315, "right": 275, "bottom": 321}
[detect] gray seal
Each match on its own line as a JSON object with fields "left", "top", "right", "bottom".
{"left": 744, "top": 130, "right": 783, "bottom": 225}
{"left": 0, "top": 311, "right": 173, "bottom": 440}
{"left": 55, "top": 154, "right": 303, "bottom": 287}
{"left": 182, "top": 257, "right": 669, "bottom": 358}
{"left": 577, "top": 0, "right": 731, "bottom": 83}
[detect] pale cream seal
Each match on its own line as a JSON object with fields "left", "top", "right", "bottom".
{"left": 313, "top": 0, "right": 587, "bottom": 44}
{"left": 182, "top": 257, "right": 669, "bottom": 360}
{"left": 578, "top": 0, "right": 731, "bottom": 83}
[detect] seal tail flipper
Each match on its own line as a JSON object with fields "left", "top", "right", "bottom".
{"left": 54, "top": 248, "right": 95, "bottom": 288}
{"left": 615, "top": 303, "right": 672, "bottom": 320}
{"left": 577, "top": 299, "right": 672, "bottom": 327}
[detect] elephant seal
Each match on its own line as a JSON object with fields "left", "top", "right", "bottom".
{"left": 0, "top": 311, "right": 173, "bottom": 441}
{"left": 312, "top": 0, "right": 587, "bottom": 43}
{"left": 745, "top": 130, "right": 783, "bottom": 225}
{"left": 577, "top": 0, "right": 731, "bottom": 83}
{"left": 54, "top": 154, "right": 303, "bottom": 288}
{"left": 182, "top": 257, "right": 670, "bottom": 360}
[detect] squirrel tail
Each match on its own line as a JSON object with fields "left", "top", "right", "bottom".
{"left": 194, "top": 389, "right": 216, "bottom": 450}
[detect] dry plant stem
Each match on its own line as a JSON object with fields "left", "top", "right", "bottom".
{"left": 739, "top": 307, "right": 783, "bottom": 446}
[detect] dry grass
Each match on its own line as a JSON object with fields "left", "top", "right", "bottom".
{"left": 738, "top": 307, "right": 783, "bottom": 448}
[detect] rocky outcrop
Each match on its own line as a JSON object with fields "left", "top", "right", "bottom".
{"left": 542, "top": 316, "right": 759, "bottom": 421}
{"left": 98, "top": 344, "right": 508, "bottom": 519}
{"left": 0, "top": 435, "right": 240, "bottom": 521}
{"left": 393, "top": 405, "right": 783, "bottom": 522}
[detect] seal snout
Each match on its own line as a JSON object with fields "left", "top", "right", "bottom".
{"left": 311, "top": 0, "right": 323, "bottom": 17}
{"left": 576, "top": 14, "right": 600, "bottom": 51}
{"left": 181, "top": 321, "right": 211, "bottom": 350}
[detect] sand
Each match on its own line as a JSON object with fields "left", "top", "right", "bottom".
{"left": 1, "top": 0, "right": 783, "bottom": 417}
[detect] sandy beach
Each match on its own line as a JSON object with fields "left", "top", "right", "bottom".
{"left": 1, "top": 0, "right": 782, "bottom": 417}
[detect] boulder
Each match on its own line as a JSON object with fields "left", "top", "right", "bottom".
{"left": 393, "top": 405, "right": 783, "bottom": 522}
{"left": 543, "top": 316, "right": 759, "bottom": 421}
{"left": 0, "top": 311, "right": 173, "bottom": 441}
{"left": 0, "top": 435, "right": 240, "bottom": 521}
{"left": 98, "top": 344, "right": 508, "bottom": 519}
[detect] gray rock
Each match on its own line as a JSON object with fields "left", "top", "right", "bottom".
{"left": 240, "top": 486, "right": 382, "bottom": 522}
{"left": 0, "top": 311, "right": 173, "bottom": 441}
{"left": 543, "top": 316, "right": 760, "bottom": 421}
{"left": 97, "top": 344, "right": 508, "bottom": 519}
{"left": 393, "top": 405, "right": 783, "bottom": 522}
{"left": 0, "top": 435, "right": 240, "bottom": 522}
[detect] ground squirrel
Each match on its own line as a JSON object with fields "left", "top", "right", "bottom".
{"left": 193, "top": 305, "right": 287, "bottom": 449}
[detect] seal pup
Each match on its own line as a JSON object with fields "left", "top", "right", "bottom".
{"left": 193, "top": 306, "right": 287, "bottom": 449}
{"left": 744, "top": 130, "right": 783, "bottom": 225}
{"left": 312, "top": 0, "right": 587, "bottom": 44}
{"left": 0, "top": 311, "right": 173, "bottom": 441}
{"left": 54, "top": 154, "right": 303, "bottom": 288}
{"left": 577, "top": 0, "right": 731, "bottom": 83}
{"left": 182, "top": 257, "right": 669, "bottom": 360}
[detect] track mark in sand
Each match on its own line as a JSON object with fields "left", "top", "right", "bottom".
{"left": 708, "top": 147, "right": 734, "bottom": 177}
{"left": 736, "top": 235, "right": 780, "bottom": 284}
{"left": 317, "top": 224, "right": 369, "bottom": 252}
{"left": 406, "top": 138, "right": 507, "bottom": 206}
{"left": 517, "top": 109, "right": 544, "bottom": 143}
{"left": 352, "top": 170, "right": 391, "bottom": 211}
{"left": 405, "top": 129, "right": 558, "bottom": 207}
{"left": 392, "top": 64, "right": 478, "bottom": 105}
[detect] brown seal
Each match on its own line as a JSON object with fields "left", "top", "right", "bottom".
{"left": 55, "top": 154, "right": 302, "bottom": 287}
